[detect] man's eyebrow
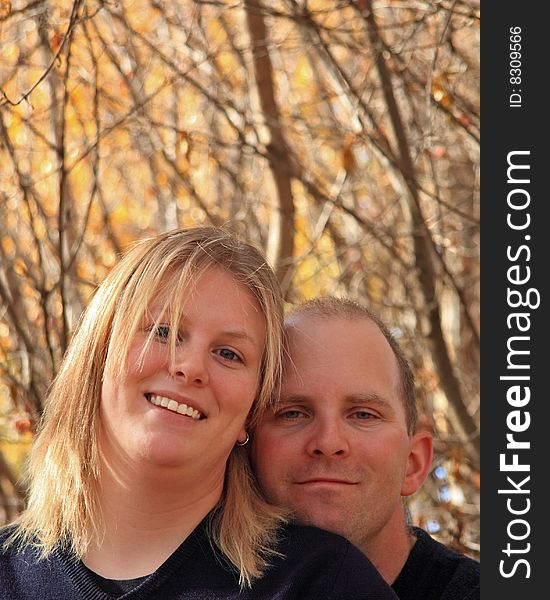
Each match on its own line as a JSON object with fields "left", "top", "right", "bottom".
{"left": 346, "top": 393, "right": 396, "bottom": 413}
{"left": 279, "top": 393, "right": 394, "bottom": 405}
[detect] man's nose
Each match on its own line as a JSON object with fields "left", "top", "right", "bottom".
{"left": 305, "top": 419, "right": 350, "bottom": 457}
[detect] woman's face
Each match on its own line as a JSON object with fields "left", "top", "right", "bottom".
{"left": 99, "top": 266, "right": 266, "bottom": 477}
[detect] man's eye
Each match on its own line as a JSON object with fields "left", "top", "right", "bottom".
{"left": 353, "top": 411, "right": 376, "bottom": 420}
{"left": 218, "top": 348, "right": 241, "bottom": 362}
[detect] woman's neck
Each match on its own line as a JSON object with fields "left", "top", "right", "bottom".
{"left": 83, "top": 456, "right": 224, "bottom": 579}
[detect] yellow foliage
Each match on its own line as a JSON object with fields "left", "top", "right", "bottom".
{"left": 125, "top": 0, "right": 161, "bottom": 34}
{"left": 0, "top": 0, "right": 479, "bottom": 544}
{"left": 21, "top": 85, "right": 47, "bottom": 111}
{"left": 112, "top": 204, "right": 129, "bottom": 222}
{"left": 0, "top": 440, "right": 32, "bottom": 480}
{"left": 1, "top": 236, "right": 15, "bottom": 257}
{"left": 144, "top": 64, "right": 166, "bottom": 95}
{"left": 206, "top": 17, "right": 228, "bottom": 46}
{"left": 215, "top": 51, "right": 239, "bottom": 79}
{"left": 137, "top": 210, "right": 152, "bottom": 230}
{"left": 13, "top": 259, "right": 27, "bottom": 276}
{"left": 1, "top": 42, "right": 19, "bottom": 64}
{"left": 431, "top": 75, "right": 452, "bottom": 109}
{"left": 40, "top": 159, "right": 54, "bottom": 175}
{"left": 155, "top": 171, "right": 168, "bottom": 186}
{"left": 0, "top": 0, "right": 12, "bottom": 20}
{"left": 293, "top": 54, "right": 313, "bottom": 88}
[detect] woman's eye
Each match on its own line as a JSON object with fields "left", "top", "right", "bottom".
{"left": 277, "top": 410, "right": 305, "bottom": 420}
{"left": 149, "top": 324, "right": 186, "bottom": 344}
{"left": 218, "top": 348, "right": 241, "bottom": 362}
{"left": 154, "top": 325, "right": 171, "bottom": 341}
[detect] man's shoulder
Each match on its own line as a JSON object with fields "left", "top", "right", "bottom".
{"left": 268, "top": 523, "right": 397, "bottom": 599}
{"left": 276, "top": 522, "right": 361, "bottom": 568}
{"left": 278, "top": 522, "right": 375, "bottom": 568}
{"left": 392, "top": 528, "right": 479, "bottom": 600}
{"left": 281, "top": 522, "right": 352, "bottom": 547}
{"left": 412, "top": 527, "right": 479, "bottom": 572}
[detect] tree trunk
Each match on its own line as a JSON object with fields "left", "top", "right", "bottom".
{"left": 363, "top": 0, "right": 479, "bottom": 467}
{"left": 244, "top": 0, "right": 295, "bottom": 293}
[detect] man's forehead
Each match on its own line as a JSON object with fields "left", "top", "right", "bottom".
{"left": 285, "top": 312, "right": 377, "bottom": 336}
{"left": 281, "top": 314, "right": 403, "bottom": 406}
{"left": 283, "top": 315, "right": 387, "bottom": 361}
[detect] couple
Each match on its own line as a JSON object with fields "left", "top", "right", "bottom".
{"left": 0, "top": 227, "right": 479, "bottom": 599}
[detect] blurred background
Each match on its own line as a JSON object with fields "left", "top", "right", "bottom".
{"left": 0, "top": 0, "right": 479, "bottom": 558}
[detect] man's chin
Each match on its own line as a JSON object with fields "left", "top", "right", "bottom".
{"left": 293, "top": 508, "right": 349, "bottom": 539}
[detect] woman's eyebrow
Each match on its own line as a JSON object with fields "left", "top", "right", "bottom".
{"left": 220, "top": 329, "right": 262, "bottom": 347}
{"left": 278, "top": 394, "right": 310, "bottom": 405}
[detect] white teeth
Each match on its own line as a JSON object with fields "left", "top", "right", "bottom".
{"left": 148, "top": 394, "right": 203, "bottom": 420}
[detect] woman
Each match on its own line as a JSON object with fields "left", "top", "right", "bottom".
{"left": 1, "top": 227, "right": 396, "bottom": 599}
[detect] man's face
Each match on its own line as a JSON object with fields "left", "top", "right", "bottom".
{"left": 252, "top": 316, "right": 421, "bottom": 553}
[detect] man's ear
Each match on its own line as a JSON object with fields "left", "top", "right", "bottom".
{"left": 401, "top": 430, "right": 433, "bottom": 497}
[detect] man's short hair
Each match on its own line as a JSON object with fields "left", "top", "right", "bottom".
{"left": 286, "top": 297, "right": 418, "bottom": 434}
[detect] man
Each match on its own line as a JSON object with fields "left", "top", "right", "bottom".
{"left": 252, "top": 297, "right": 479, "bottom": 600}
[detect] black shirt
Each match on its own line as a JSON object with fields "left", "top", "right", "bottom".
{"left": 1, "top": 518, "right": 398, "bottom": 599}
{"left": 81, "top": 566, "right": 148, "bottom": 597}
{"left": 392, "top": 527, "right": 480, "bottom": 600}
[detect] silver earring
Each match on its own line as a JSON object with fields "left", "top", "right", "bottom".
{"left": 236, "top": 432, "right": 249, "bottom": 446}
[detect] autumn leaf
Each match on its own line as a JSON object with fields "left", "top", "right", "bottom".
{"left": 457, "top": 113, "right": 471, "bottom": 128}
{"left": 0, "top": 0, "right": 11, "bottom": 21}
{"left": 341, "top": 133, "right": 357, "bottom": 174}
{"left": 50, "top": 31, "right": 63, "bottom": 54}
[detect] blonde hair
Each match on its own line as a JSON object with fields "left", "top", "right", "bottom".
{"left": 6, "top": 227, "right": 287, "bottom": 587}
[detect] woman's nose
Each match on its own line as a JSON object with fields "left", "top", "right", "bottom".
{"left": 169, "top": 347, "right": 209, "bottom": 386}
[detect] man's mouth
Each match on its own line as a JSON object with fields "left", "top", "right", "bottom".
{"left": 296, "top": 479, "right": 358, "bottom": 485}
{"left": 145, "top": 393, "right": 205, "bottom": 420}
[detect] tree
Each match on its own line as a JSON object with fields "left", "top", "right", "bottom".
{"left": 1, "top": 0, "right": 479, "bottom": 555}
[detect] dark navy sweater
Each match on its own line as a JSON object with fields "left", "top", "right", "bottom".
{"left": 0, "top": 520, "right": 397, "bottom": 600}
{"left": 392, "top": 528, "right": 480, "bottom": 600}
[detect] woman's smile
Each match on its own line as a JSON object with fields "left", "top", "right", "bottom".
{"left": 145, "top": 393, "right": 205, "bottom": 420}
{"left": 99, "top": 266, "right": 266, "bottom": 469}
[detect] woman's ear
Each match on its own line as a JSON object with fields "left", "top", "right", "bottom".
{"left": 401, "top": 430, "right": 433, "bottom": 497}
